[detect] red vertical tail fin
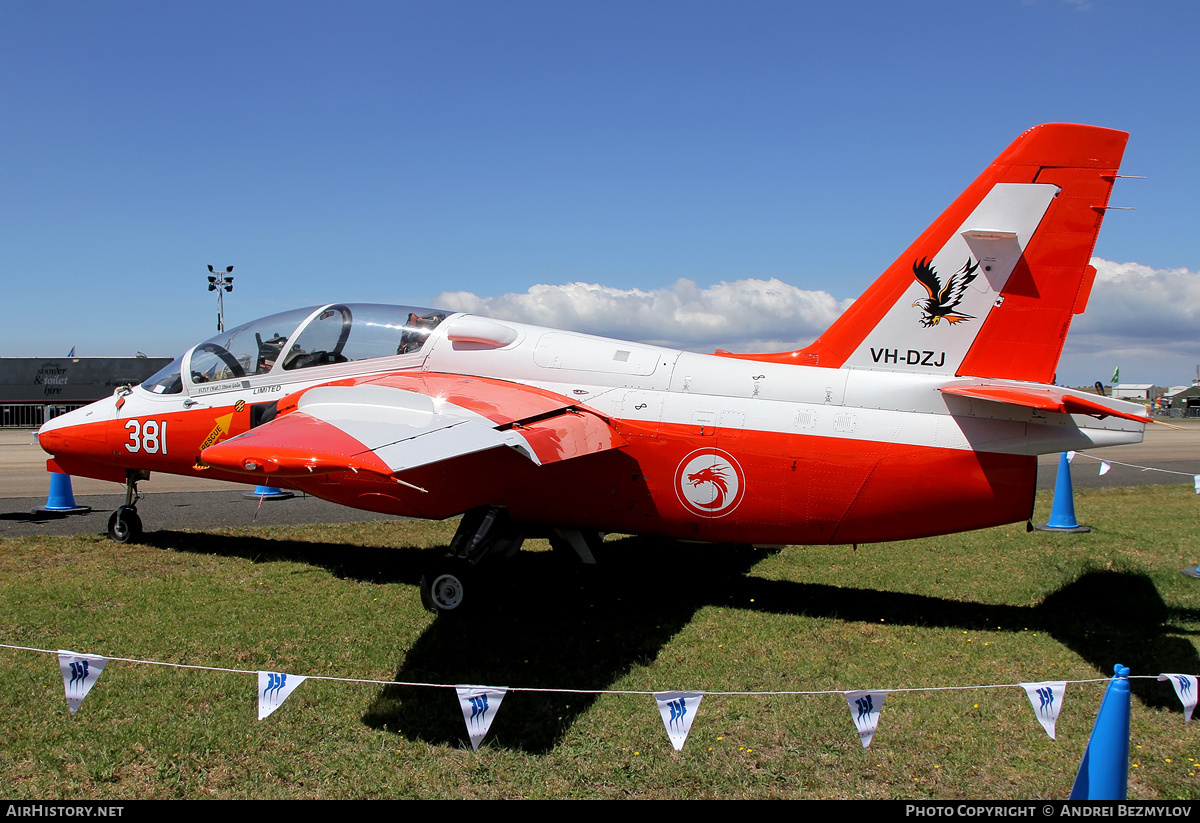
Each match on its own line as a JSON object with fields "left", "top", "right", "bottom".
{"left": 730, "top": 124, "right": 1128, "bottom": 382}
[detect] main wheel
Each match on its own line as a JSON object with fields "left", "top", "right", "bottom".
{"left": 107, "top": 506, "right": 142, "bottom": 544}
{"left": 420, "top": 560, "right": 472, "bottom": 616}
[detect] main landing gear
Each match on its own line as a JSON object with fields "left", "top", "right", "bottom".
{"left": 419, "top": 506, "right": 525, "bottom": 617}
{"left": 419, "top": 558, "right": 473, "bottom": 614}
{"left": 418, "top": 506, "right": 605, "bottom": 617}
{"left": 107, "top": 470, "right": 148, "bottom": 543}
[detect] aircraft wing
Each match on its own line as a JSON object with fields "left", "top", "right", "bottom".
{"left": 940, "top": 382, "right": 1151, "bottom": 423}
{"left": 200, "top": 374, "right": 626, "bottom": 479}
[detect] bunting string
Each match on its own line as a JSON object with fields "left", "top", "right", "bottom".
{"left": 1070, "top": 450, "right": 1200, "bottom": 479}
{"left": 5, "top": 641, "right": 1194, "bottom": 751}
{"left": 0, "top": 642, "right": 1121, "bottom": 696}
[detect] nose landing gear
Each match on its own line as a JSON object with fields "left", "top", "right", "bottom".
{"left": 107, "top": 506, "right": 142, "bottom": 543}
{"left": 107, "top": 469, "right": 149, "bottom": 543}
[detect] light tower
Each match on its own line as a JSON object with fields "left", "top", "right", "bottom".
{"left": 207, "top": 265, "right": 234, "bottom": 332}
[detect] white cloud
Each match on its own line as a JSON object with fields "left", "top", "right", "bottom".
{"left": 436, "top": 259, "right": 1200, "bottom": 386}
{"left": 436, "top": 278, "right": 852, "bottom": 354}
{"left": 1074, "top": 259, "right": 1200, "bottom": 344}
{"left": 1059, "top": 258, "right": 1200, "bottom": 385}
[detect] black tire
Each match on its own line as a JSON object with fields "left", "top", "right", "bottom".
{"left": 419, "top": 560, "right": 472, "bottom": 616}
{"left": 107, "top": 506, "right": 142, "bottom": 544}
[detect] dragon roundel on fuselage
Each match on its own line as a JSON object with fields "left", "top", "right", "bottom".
{"left": 687, "top": 463, "right": 730, "bottom": 510}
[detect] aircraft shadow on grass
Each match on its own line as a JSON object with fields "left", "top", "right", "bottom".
{"left": 147, "top": 530, "right": 1199, "bottom": 754}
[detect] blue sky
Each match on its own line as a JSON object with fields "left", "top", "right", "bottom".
{"left": 4, "top": 1, "right": 1198, "bottom": 386}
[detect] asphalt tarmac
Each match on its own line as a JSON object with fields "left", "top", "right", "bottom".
{"left": 2, "top": 419, "right": 1198, "bottom": 539}
{"left": 0, "top": 429, "right": 401, "bottom": 539}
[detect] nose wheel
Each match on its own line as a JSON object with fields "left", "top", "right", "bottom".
{"left": 106, "top": 469, "right": 149, "bottom": 543}
{"left": 107, "top": 505, "right": 142, "bottom": 544}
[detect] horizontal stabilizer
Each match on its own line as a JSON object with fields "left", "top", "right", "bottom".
{"left": 940, "top": 383, "right": 1151, "bottom": 423}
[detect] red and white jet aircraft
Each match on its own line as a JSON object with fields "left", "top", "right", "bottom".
{"left": 38, "top": 123, "right": 1150, "bottom": 614}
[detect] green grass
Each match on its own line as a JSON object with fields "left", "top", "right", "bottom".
{"left": 2, "top": 486, "right": 1200, "bottom": 798}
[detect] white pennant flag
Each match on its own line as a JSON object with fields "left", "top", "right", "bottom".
{"left": 456, "top": 686, "right": 507, "bottom": 751}
{"left": 845, "top": 690, "right": 889, "bottom": 748}
{"left": 57, "top": 650, "right": 107, "bottom": 715}
{"left": 1099, "top": 462, "right": 1111, "bottom": 476}
{"left": 1066, "top": 451, "right": 1076, "bottom": 463}
{"left": 654, "top": 691, "right": 702, "bottom": 751}
{"left": 1021, "top": 681, "right": 1066, "bottom": 738}
{"left": 1193, "top": 475, "right": 1199, "bottom": 495}
{"left": 1158, "top": 674, "right": 1199, "bottom": 722}
{"left": 257, "top": 671, "right": 306, "bottom": 720}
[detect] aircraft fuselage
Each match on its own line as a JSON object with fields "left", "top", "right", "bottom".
{"left": 38, "top": 309, "right": 1143, "bottom": 546}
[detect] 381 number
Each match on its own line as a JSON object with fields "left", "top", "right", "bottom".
{"left": 124, "top": 420, "right": 167, "bottom": 454}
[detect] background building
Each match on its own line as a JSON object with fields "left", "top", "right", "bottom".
{"left": 0, "top": 356, "right": 171, "bottom": 428}
{"left": 1112, "top": 383, "right": 1158, "bottom": 402}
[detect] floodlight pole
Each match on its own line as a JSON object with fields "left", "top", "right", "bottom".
{"left": 207, "top": 265, "right": 234, "bottom": 332}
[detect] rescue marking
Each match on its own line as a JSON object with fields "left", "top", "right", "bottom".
{"left": 199, "top": 414, "right": 234, "bottom": 451}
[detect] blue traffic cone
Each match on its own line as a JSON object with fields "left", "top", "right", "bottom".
{"left": 243, "top": 485, "right": 294, "bottom": 500}
{"left": 1036, "top": 452, "right": 1090, "bottom": 533}
{"left": 1069, "top": 664, "right": 1131, "bottom": 800}
{"left": 33, "top": 473, "right": 91, "bottom": 515}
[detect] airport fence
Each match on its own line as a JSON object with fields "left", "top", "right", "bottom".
{"left": 0, "top": 404, "right": 86, "bottom": 429}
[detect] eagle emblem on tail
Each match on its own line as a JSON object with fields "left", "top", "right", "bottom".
{"left": 911, "top": 257, "right": 980, "bottom": 327}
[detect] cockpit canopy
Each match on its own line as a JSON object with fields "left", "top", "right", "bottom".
{"left": 141, "top": 304, "right": 449, "bottom": 394}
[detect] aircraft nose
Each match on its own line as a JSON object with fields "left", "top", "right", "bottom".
{"left": 37, "top": 402, "right": 112, "bottom": 456}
